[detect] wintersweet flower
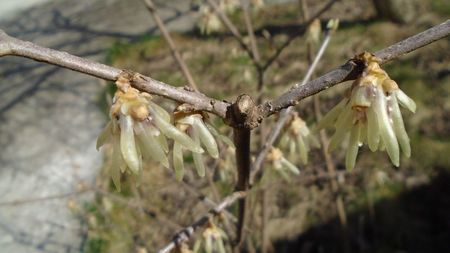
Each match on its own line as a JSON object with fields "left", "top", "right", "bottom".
{"left": 278, "top": 113, "right": 320, "bottom": 164}
{"left": 172, "top": 104, "right": 232, "bottom": 180}
{"left": 198, "top": 5, "right": 222, "bottom": 35}
{"left": 316, "top": 52, "right": 416, "bottom": 170}
{"left": 96, "top": 77, "right": 203, "bottom": 189}
{"left": 265, "top": 147, "right": 300, "bottom": 181}
{"left": 193, "top": 220, "right": 227, "bottom": 253}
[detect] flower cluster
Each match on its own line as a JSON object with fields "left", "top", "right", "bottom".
{"left": 316, "top": 52, "right": 416, "bottom": 170}
{"left": 278, "top": 113, "right": 320, "bottom": 165}
{"left": 172, "top": 104, "right": 233, "bottom": 181}
{"left": 97, "top": 77, "right": 208, "bottom": 189}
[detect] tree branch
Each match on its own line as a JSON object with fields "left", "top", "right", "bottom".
{"left": 1, "top": 19, "right": 449, "bottom": 126}
{"left": 157, "top": 191, "right": 247, "bottom": 253}
{"left": 258, "top": 19, "right": 450, "bottom": 119}
{"left": 0, "top": 30, "right": 230, "bottom": 118}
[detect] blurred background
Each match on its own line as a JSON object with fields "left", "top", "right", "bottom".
{"left": 0, "top": 0, "right": 448, "bottom": 252}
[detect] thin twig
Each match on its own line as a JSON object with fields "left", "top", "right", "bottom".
{"left": 157, "top": 191, "right": 247, "bottom": 253}
{"left": 0, "top": 30, "right": 229, "bottom": 118}
{"left": 142, "top": 0, "right": 199, "bottom": 91}
{"left": 241, "top": 0, "right": 261, "bottom": 63}
{"left": 206, "top": 0, "right": 260, "bottom": 67}
{"left": 261, "top": 0, "right": 339, "bottom": 72}
{"left": 250, "top": 30, "right": 332, "bottom": 184}
{"left": 258, "top": 19, "right": 450, "bottom": 118}
{"left": 1, "top": 20, "right": 449, "bottom": 126}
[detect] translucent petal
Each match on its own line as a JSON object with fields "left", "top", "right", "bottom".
{"left": 111, "top": 135, "right": 123, "bottom": 190}
{"left": 156, "top": 132, "right": 169, "bottom": 152}
{"left": 395, "top": 90, "right": 416, "bottom": 113}
{"left": 148, "top": 101, "right": 171, "bottom": 122}
{"left": 352, "top": 86, "right": 372, "bottom": 108}
{"left": 173, "top": 142, "right": 185, "bottom": 181}
{"left": 192, "top": 128, "right": 206, "bottom": 177}
{"left": 367, "top": 106, "right": 380, "bottom": 151}
{"left": 328, "top": 103, "right": 353, "bottom": 152}
{"left": 113, "top": 134, "right": 127, "bottom": 173}
{"left": 288, "top": 139, "right": 295, "bottom": 158}
{"left": 391, "top": 95, "right": 411, "bottom": 157}
{"left": 206, "top": 123, "right": 235, "bottom": 149}
{"left": 374, "top": 89, "right": 400, "bottom": 166}
{"left": 346, "top": 123, "right": 361, "bottom": 170}
{"left": 334, "top": 102, "right": 353, "bottom": 130}
{"left": 280, "top": 157, "right": 300, "bottom": 175}
{"left": 96, "top": 121, "right": 113, "bottom": 150}
{"left": 279, "top": 134, "right": 289, "bottom": 148}
{"left": 216, "top": 237, "right": 226, "bottom": 253}
{"left": 193, "top": 240, "right": 202, "bottom": 253}
{"left": 296, "top": 135, "right": 308, "bottom": 164}
{"left": 151, "top": 108, "right": 204, "bottom": 153}
{"left": 205, "top": 235, "right": 213, "bottom": 253}
{"left": 314, "top": 99, "right": 347, "bottom": 131}
{"left": 119, "top": 115, "right": 141, "bottom": 174}
{"left": 193, "top": 117, "right": 219, "bottom": 158}
{"left": 135, "top": 122, "right": 169, "bottom": 168}
{"left": 277, "top": 165, "right": 292, "bottom": 181}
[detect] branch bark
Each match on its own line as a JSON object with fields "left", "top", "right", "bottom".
{"left": 0, "top": 30, "right": 229, "bottom": 118}
{"left": 1, "top": 20, "right": 448, "bottom": 126}
{"left": 257, "top": 19, "right": 450, "bottom": 119}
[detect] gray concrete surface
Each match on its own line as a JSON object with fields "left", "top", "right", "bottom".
{"left": 0, "top": 1, "right": 195, "bottom": 252}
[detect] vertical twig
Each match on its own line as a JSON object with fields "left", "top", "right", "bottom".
{"left": 261, "top": 188, "right": 270, "bottom": 253}
{"left": 206, "top": 0, "right": 260, "bottom": 67}
{"left": 250, "top": 31, "right": 332, "bottom": 184}
{"left": 307, "top": 16, "right": 349, "bottom": 251}
{"left": 229, "top": 94, "right": 256, "bottom": 249}
{"left": 143, "top": 0, "right": 199, "bottom": 91}
{"left": 241, "top": 0, "right": 261, "bottom": 63}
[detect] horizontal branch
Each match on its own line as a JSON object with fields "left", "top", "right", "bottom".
{"left": 257, "top": 19, "right": 450, "bottom": 118}
{"left": 0, "top": 30, "right": 229, "bottom": 118}
{"left": 1, "top": 19, "right": 449, "bottom": 127}
{"left": 157, "top": 191, "right": 247, "bottom": 253}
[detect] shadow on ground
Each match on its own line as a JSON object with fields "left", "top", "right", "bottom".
{"left": 274, "top": 170, "right": 450, "bottom": 253}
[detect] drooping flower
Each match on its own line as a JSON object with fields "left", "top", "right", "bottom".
{"left": 96, "top": 77, "right": 203, "bottom": 189}
{"left": 198, "top": 5, "right": 222, "bottom": 35}
{"left": 278, "top": 113, "right": 320, "bottom": 165}
{"left": 264, "top": 147, "right": 300, "bottom": 181}
{"left": 172, "top": 104, "right": 232, "bottom": 180}
{"left": 193, "top": 220, "right": 227, "bottom": 253}
{"left": 316, "top": 52, "right": 416, "bottom": 170}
